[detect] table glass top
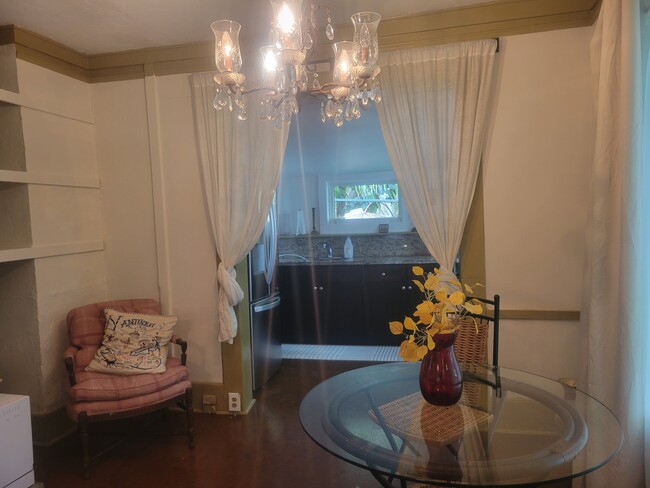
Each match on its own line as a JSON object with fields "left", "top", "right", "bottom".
{"left": 299, "top": 363, "right": 622, "bottom": 487}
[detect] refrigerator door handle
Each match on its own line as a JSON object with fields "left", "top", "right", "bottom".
{"left": 253, "top": 296, "right": 281, "bottom": 313}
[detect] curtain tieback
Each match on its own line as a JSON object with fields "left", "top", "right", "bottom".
{"left": 217, "top": 263, "right": 245, "bottom": 307}
{"left": 436, "top": 266, "right": 461, "bottom": 291}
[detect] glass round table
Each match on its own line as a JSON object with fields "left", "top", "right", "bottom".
{"left": 299, "top": 363, "right": 622, "bottom": 487}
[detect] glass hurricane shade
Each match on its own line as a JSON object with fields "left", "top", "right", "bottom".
{"left": 332, "top": 41, "right": 359, "bottom": 86}
{"left": 351, "top": 12, "right": 380, "bottom": 71}
{"left": 270, "top": 0, "right": 303, "bottom": 51}
{"left": 211, "top": 20, "right": 242, "bottom": 74}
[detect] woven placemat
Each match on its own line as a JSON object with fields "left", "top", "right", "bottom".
{"left": 369, "top": 392, "right": 491, "bottom": 446}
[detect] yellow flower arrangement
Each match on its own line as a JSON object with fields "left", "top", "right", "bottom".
{"left": 389, "top": 266, "right": 484, "bottom": 362}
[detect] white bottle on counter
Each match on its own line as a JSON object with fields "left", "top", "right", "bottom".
{"left": 344, "top": 236, "right": 354, "bottom": 259}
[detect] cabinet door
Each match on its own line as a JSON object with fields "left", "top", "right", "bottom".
{"left": 278, "top": 266, "right": 318, "bottom": 343}
{"left": 317, "top": 265, "right": 366, "bottom": 345}
{"left": 363, "top": 265, "right": 408, "bottom": 345}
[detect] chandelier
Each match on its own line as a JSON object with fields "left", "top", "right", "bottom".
{"left": 211, "top": 1, "right": 382, "bottom": 127}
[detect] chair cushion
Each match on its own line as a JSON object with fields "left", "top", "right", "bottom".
{"left": 67, "top": 379, "right": 192, "bottom": 422}
{"left": 67, "top": 299, "right": 161, "bottom": 371}
{"left": 85, "top": 308, "right": 177, "bottom": 375}
{"left": 68, "top": 358, "right": 189, "bottom": 402}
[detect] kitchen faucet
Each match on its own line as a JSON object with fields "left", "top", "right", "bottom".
{"left": 323, "top": 242, "right": 333, "bottom": 258}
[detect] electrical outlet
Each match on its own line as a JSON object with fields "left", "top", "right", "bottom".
{"left": 202, "top": 394, "right": 217, "bottom": 405}
{"left": 228, "top": 392, "right": 241, "bottom": 412}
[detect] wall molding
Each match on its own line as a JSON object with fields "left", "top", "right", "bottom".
{"left": 501, "top": 310, "right": 580, "bottom": 321}
{"left": 1, "top": 0, "right": 600, "bottom": 83}
{"left": 0, "top": 169, "right": 100, "bottom": 188}
{"left": 0, "top": 241, "right": 105, "bottom": 264}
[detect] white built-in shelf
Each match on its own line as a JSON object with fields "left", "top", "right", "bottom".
{"left": 0, "top": 170, "right": 100, "bottom": 189}
{"left": 0, "top": 241, "right": 105, "bottom": 264}
{"left": 0, "top": 87, "right": 94, "bottom": 124}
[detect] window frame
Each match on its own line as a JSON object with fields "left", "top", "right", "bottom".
{"left": 317, "top": 172, "right": 413, "bottom": 235}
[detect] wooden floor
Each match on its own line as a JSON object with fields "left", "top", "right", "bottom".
{"left": 34, "top": 359, "right": 380, "bottom": 488}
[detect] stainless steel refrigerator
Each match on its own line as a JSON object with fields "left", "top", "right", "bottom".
{"left": 249, "top": 201, "right": 282, "bottom": 390}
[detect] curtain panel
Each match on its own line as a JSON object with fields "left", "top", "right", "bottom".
{"left": 190, "top": 73, "right": 290, "bottom": 343}
{"left": 579, "top": 1, "right": 649, "bottom": 486}
{"left": 376, "top": 39, "right": 497, "bottom": 286}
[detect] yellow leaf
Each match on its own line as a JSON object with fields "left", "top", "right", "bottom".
{"left": 400, "top": 341, "right": 420, "bottom": 362}
{"left": 412, "top": 266, "right": 424, "bottom": 276}
{"left": 426, "top": 325, "right": 440, "bottom": 336}
{"left": 450, "top": 279, "right": 462, "bottom": 289}
{"left": 434, "top": 290, "right": 448, "bottom": 302}
{"left": 465, "top": 302, "right": 483, "bottom": 314}
{"left": 419, "top": 313, "right": 433, "bottom": 325}
{"left": 416, "top": 301, "right": 435, "bottom": 314}
{"left": 404, "top": 317, "right": 417, "bottom": 331}
{"left": 389, "top": 321, "right": 403, "bottom": 335}
{"left": 424, "top": 274, "right": 439, "bottom": 291}
{"left": 449, "top": 291, "right": 465, "bottom": 305}
{"left": 417, "top": 345, "right": 429, "bottom": 360}
{"left": 464, "top": 283, "right": 474, "bottom": 294}
{"left": 427, "top": 334, "right": 435, "bottom": 350}
{"left": 412, "top": 280, "right": 424, "bottom": 292}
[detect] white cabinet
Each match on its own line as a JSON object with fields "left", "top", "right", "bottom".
{"left": 0, "top": 394, "right": 35, "bottom": 488}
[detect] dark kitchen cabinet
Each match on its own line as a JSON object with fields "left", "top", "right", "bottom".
{"left": 363, "top": 263, "right": 438, "bottom": 345}
{"left": 278, "top": 262, "right": 437, "bottom": 346}
{"left": 279, "top": 265, "right": 366, "bottom": 345}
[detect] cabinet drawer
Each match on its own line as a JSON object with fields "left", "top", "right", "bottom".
{"left": 314, "top": 264, "right": 362, "bottom": 283}
{"left": 363, "top": 264, "right": 405, "bottom": 282}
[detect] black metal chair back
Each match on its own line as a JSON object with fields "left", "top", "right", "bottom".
{"left": 466, "top": 294, "right": 500, "bottom": 367}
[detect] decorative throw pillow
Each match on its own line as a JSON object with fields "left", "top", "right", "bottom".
{"left": 85, "top": 309, "right": 178, "bottom": 375}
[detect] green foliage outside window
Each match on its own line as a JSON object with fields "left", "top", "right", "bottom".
{"left": 332, "top": 183, "right": 399, "bottom": 219}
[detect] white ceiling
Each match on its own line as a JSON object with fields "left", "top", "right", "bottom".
{"left": 0, "top": 0, "right": 496, "bottom": 55}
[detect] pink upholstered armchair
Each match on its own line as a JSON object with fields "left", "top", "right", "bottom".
{"left": 64, "top": 298, "right": 194, "bottom": 478}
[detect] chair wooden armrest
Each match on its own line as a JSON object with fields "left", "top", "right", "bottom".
{"left": 171, "top": 335, "right": 188, "bottom": 366}
{"left": 64, "top": 345, "right": 79, "bottom": 386}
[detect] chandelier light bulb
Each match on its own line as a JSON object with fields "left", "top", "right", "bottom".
{"left": 262, "top": 49, "right": 277, "bottom": 72}
{"left": 333, "top": 41, "right": 358, "bottom": 86}
{"left": 222, "top": 31, "right": 233, "bottom": 71}
{"left": 278, "top": 3, "right": 295, "bottom": 34}
{"left": 271, "top": 0, "right": 303, "bottom": 50}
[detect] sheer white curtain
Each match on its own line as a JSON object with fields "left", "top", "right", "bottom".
{"left": 375, "top": 40, "right": 497, "bottom": 285}
{"left": 190, "top": 73, "right": 290, "bottom": 343}
{"left": 579, "top": 0, "right": 648, "bottom": 486}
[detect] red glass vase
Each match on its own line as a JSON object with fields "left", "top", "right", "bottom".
{"left": 419, "top": 331, "right": 463, "bottom": 406}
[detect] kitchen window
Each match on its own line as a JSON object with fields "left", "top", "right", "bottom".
{"left": 318, "top": 172, "right": 413, "bottom": 234}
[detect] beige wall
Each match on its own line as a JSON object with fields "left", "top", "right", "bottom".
{"left": 93, "top": 79, "right": 160, "bottom": 300}
{"left": 483, "top": 26, "right": 595, "bottom": 379}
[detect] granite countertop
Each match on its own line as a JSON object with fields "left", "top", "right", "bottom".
{"left": 279, "top": 254, "right": 437, "bottom": 266}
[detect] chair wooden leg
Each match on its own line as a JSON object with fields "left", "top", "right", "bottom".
{"left": 185, "top": 387, "right": 195, "bottom": 448}
{"left": 78, "top": 411, "right": 91, "bottom": 479}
